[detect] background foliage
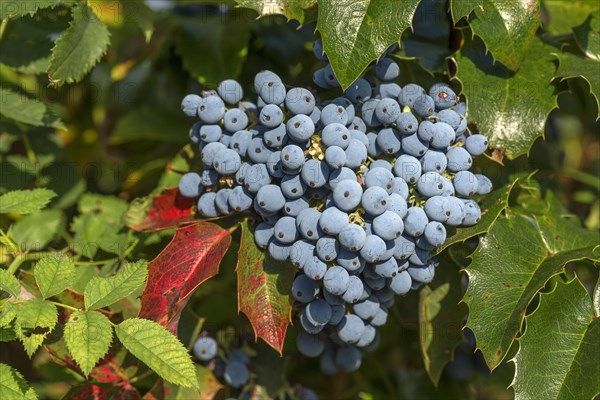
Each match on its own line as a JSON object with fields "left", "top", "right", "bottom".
{"left": 0, "top": 0, "right": 598, "bottom": 399}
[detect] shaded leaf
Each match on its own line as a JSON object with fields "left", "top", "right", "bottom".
{"left": 15, "top": 299, "right": 58, "bottom": 357}
{"left": 0, "top": 270, "right": 20, "bottom": 298}
{"left": 455, "top": 36, "right": 557, "bottom": 158}
{"left": 0, "top": 325, "right": 17, "bottom": 342}
{"left": 0, "top": 88, "right": 64, "bottom": 129}
{"left": 574, "top": 10, "right": 600, "bottom": 61}
{"left": 512, "top": 279, "right": 600, "bottom": 400}
{"left": 0, "top": 15, "right": 55, "bottom": 74}
{"left": 465, "top": 205, "right": 599, "bottom": 369}
{"left": 175, "top": 17, "right": 250, "bottom": 83}
{"left": 0, "top": 188, "right": 56, "bottom": 214}
{"left": 553, "top": 51, "right": 600, "bottom": 120}
{"left": 0, "top": 363, "right": 38, "bottom": 400}
{"left": 165, "top": 365, "right": 223, "bottom": 400}
{"left": 11, "top": 209, "right": 64, "bottom": 251}
{"left": 138, "top": 222, "right": 231, "bottom": 334}
{"left": 433, "top": 180, "right": 516, "bottom": 255}
{"left": 235, "top": 0, "right": 316, "bottom": 23}
{"left": 237, "top": 219, "right": 294, "bottom": 354}
{"left": 0, "top": 0, "right": 70, "bottom": 19}
{"left": 453, "top": 0, "right": 541, "bottom": 70}
{"left": 34, "top": 253, "right": 76, "bottom": 299}
{"left": 124, "top": 188, "right": 196, "bottom": 232}
{"left": 115, "top": 318, "right": 198, "bottom": 388}
{"left": 48, "top": 3, "right": 110, "bottom": 86}
{"left": 64, "top": 310, "right": 113, "bottom": 377}
{"left": 541, "top": 0, "right": 599, "bottom": 35}
{"left": 317, "top": 0, "right": 420, "bottom": 90}
{"left": 84, "top": 260, "right": 148, "bottom": 310}
{"left": 120, "top": 0, "right": 155, "bottom": 42}
{"left": 109, "top": 107, "right": 191, "bottom": 144}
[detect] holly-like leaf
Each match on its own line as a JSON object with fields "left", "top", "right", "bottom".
{"left": 433, "top": 180, "right": 516, "bottom": 255}
{"left": 34, "top": 253, "right": 76, "bottom": 299}
{"left": 84, "top": 260, "right": 148, "bottom": 310}
{"left": 419, "top": 253, "right": 467, "bottom": 386}
{"left": 237, "top": 219, "right": 295, "bottom": 354}
{"left": 553, "top": 51, "right": 600, "bottom": 120}
{"left": 512, "top": 279, "right": 600, "bottom": 399}
{"left": 0, "top": 0, "right": 70, "bottom": 19}
{"left": 48, "top": 3, "right": 110, "bottom": 86}
{"left": 234, "top": 0, "right": 316, "bottom": 23}
{"left": 317, "top": 0, "right": 420, "bottom": 90}
{"left": 0, "top": 363, "right": 38, "bottom": 400}
{"left": 0, "top": 270, "right": 20, "bottom": 298}
{"left": 455, "top": 36, "right": 557, "bottom": 158}
{"left": 124, "top": 188, "right": 196, "bottom": 232}
{"left": 14, "top": 299, "right": 58, "bottom": 357}
{"left": 0, "top": 188, "right": 57, "bottom": 214}
{"left": 120, "top": 0, "right": 155, "bottom": 42}
{"left": 542, "top": 0, "right": 600, "bottom": 35}
{"left": 11, "top": 209, "right": 64, "bottom": 251}
{"left": 452, "top": 0, "right": 541, "bottom": 70}
{"left": 115, "top": 318, "right": 198, "bottom": 388}
{"left": 64, "top": 310, "right": 113, "bottom": 377}
{"left": 574, "top": 10, "right": 600, "bottom": 61}
{"left": 175, "top": 16, "right": 250, "bottom": 83}
{"left": 464, "top": 202, "right": 599, "bottom": 369}
{"left": 138, "top": 222, "right": 231, "bottom": 334}
{"left": 165, "top": 365, "right": 224, "bottom": 400}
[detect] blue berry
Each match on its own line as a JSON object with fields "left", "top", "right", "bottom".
{"left": 319, "top": 207, "right": 350, "bottom": 235}
{"left": 437, "top": 109, "right": 461, "bottom": 130}
{"left": 375, "top": 98, "right": 401, "bottom": 124}
{"left": 429, "top": 83, "right": 458, "bottom": 110}
{"left": 416, "top": 171, "right": 445, "bottom": 197}
{"left": 453, "top": 170, "right": 479, "bottom": 196}
{"left": 342, "top": 276, "right": 365, "bottom": 303}
{"left": 285, "top": 87, "right": 316, "bottom": 115}
{"left": 193, "top": 336, "right": 217, "bottom": 361}
{"left": 301, "top": 159, "right": 330, "bottom": 188}
{"left": 213, "top": 149, "right": 241, "bottom": 175}
{"left": 462, "top": 199, "right": 481, "bottom": 226}
{"left": 325, "top": 146, "right": 347, "bottom": 169}
{"left": 421, "top": 150, "right": 448, "bottom": 173}
{"left": 344, "top": 139, "right": 368, "bottom": 169}
{"left": 333, "top": 179, "right": 363, "bottom": 211}
{"left": 361, "top": 186, "right": 389, "bottom": 216}
{"left": 417, "top": 120, "right": 436, "bottom": 142}
{"left": 259, "top": 80, "right": 286, "bottom": 105}
{"left": 361, "top": 99, "right": 381, "bottom": 127}
{"left": 228, "top": 186, "right": 253, "bottom": 212}
{"left": 304, "top": 256, "right": 327, "bottom": 280}
{"left": 475, "top": 174, "right": 493, "bottom": 194}
{"left": 198, "top": 193, "right": 219, "bottom": 217}
{"left": 274, "top": 216, "right": 298, "bottom": 244}
{"left": 336, "top": 314, "right": 365, "bottom": 344}
{"left": 412, "top": 95, "right": 435, "bottom": 117}
{"left": 394, "top": 154, "right": 422, "bottom": 185}
{"left": 374, "top": 58, "right": 400, "bottom": 81}
{"left": 424, "top": 196, "right": 450, "bottom": 222}
{"left": 423, "top": 221, "right": 446, "bottom": 246}
{"left": 321, "top": 104, "right": 348, "bottom": 126}
{"left": 389, "top": 270, "right": 412, "bottom": 295}
{"left": 396, "top": 112, "right": 419, "bottom": 135}
{"left": 360, "top": 235, "right": 388, "bottom": 263}
{"left": 446, "top": 147, "right": 472, "bottom": 172}
{"left": 376, "top": 127, "right": 401, "bottom": 154}
{"left": 197, "top": 95, "right": 226, "bottom": 123}
{"left": 465, "top": 134, "right": 488, "bottom": 156}
{"left": 297, "top": 331, "right": 325, "bottom": 357}
{"left": 287, "top": 114, "right": 316, "bottom": 142}
{"left": 316, "top": 236, "right": 339, "bottom": 262}
{"left": 345, "top": 78, "right": 372, "bottom": 103}
{"left": 401, "top": 133, "right": 429, "bottom": 157}
{"left": 338, "top": 224, "right": 367, "bottom": 251}
{"left": 404, "top": 206, "right": 428, "bottom": 237}
{"left": 292, "top": 273, "right": 320, "bottom": 303}
{"left": 324, "top": 266, "right": 350, "bottom": 296}
{"left": 224, "top": 361, "right": 249, "bottom": 388}
{"left": 399, "top": 84, "right": 426, "bottom": 107}
{"left": 178, "top": 172, "right": 204, "bottom": 198}
{"left": 181, "top": 94, "right": 202, "bottom": 117}
{"left": 386, "top": 193, "right": 408, "bottom": 218}
{"left": 375, "top": 82, "right": 402, "bottom": 99}
{"left": 322, "top": 123, "right": 350, "bottom": 149}
{"left": 312, "top": 38, "right": 328, "bottom": 61}
{"left": 430, "top": 122, "right": 456, "bottom": 149}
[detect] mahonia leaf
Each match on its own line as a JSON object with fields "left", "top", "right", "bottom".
{"left": 573, "top": 10, "right": 600, "bottom": 61}
{"left": 541, "top": 0, "right": 599, "bottom": 35}
{"left": 0, "top": 188, "right": 57, "bottom": 214}
{"left": 317, "top": 0, "right": 420, "bottom": 90}
{"left": 84, "top": 260, "right": 148, "bottom": 310}
{"left": 115, "top": 318, "right": 198, "bottom": 388}
{"left": 48, "top": 3, "right": 110, "bottom": 86}
{"left": 553, "top": 51, "right": 600, "bottom": 120}
{"left": 34, "top": 253, "right": 76, "bottom": 299}
{"left": 64, "top": 310, "right": 113, "bottom": 377}
{"left": 235, "top": 0, "right": 316, "bottom": 23}
{"left": 511, "top": 279, "right": 600, "bottom": 399}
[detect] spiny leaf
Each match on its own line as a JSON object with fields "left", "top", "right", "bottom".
{"left": 0, "top": 363, "right": 38, "bottom": 400}
{"left": 317, "top": 0, "right": 420, "bottom": 90}
{"left": 48, "top": 3, "right": 110, "bottom": 86}
{"left": 0, "top": 88, "right": 64, "bottom": 129}
{"left": 124, "top": 188, "right": 196, "bottom": 232}
{"left": 512, "top": 279, "right": 600, "bottom": 400}
{"left": 574, "top": 10, "right": 600, "bottom": 61}
{"left": 452, "top": 0, "right": 541, "bottom": 70}
{"left": 138, "top": 222, "right": 231, "bottom": 334}
{"left": 234, "top": 0, "right": 316, "bottom": 23}
{"left": 455, "top": 36, "right": 557, "bottom": 158}
{"left": 464, "top": 202, "right": 599, "bottom": 369}
{"left": 553, "top": 51, "right": 600, "bottom": 120}
{"left": 0, "top": 188, "right": 57, "bottom": 215}
{"left": 34, "top": 253, "right": 76, "bottom": 299}
{"left": 433, "top": 180, "right": 516, "bottom": 255}
{"left": 64, "top": 310, "right": 113, "bottom": 377}
{"left": 541, "top": 0, "right": 600, "bottom": 35}
{"left": 0, "top": 270, "right": 20, "bottom": 298}
{"left": 237, "top": 219, "right": 295, "bottom": 354}
{"left": 115, "top": 318, "right": 198, "bottom": 388}
{"left": 84, "top": 260, "right": 148, "bottom": 310}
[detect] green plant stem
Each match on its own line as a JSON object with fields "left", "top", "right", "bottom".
{"left": 7, "top": 251, "right": 56, "bottom": 274}
{"left": 0, "top": 19, "right": 8, "bottom": 42}
{"left": 187, "top": 316, "right": 205, "bottom": 351}
{"left": 129, "top": 370, "right": 154, "bottom": 384}
{"left": 49, "top": 301, "right": 79, "bottom": 312}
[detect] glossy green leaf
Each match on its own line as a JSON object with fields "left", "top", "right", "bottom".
{"left": 120, "top": 0, "right": 155, "bottom": 42}
{"left": 455, "top": 36, "right": 557, "bottom": 158}
{"left": 465, "top": 203, "right": 599, "bottom": 369}
{"left": 14, "top": 299, "right": 58, "bottom": 357}
{"left": 512, "top": 279, "right": 600, "bottom": 400}
{"left": 574, "top": 10, "right": 600, "bottom": 61}
{"left": 64, "top": 310, "right": 113, "bottom": 376}
{"left": 115, "top": 318, "right": 198, "bottom": 388}
{"left": 0, "top": 270, "right": 20, "bottom": 298}
{"left": 0, "top": 89, "right": 65, "bottom": 130}
{"left": 34, "top": 253, "right": 76, "bottom": 299}
{"left": 0, "top": 188, "right": 57, "bottom": 214}
{"left": 48, "top": 3, "right": 110, "bottom": 86}
{"left": 84, "top": 260, "right": 148, "bottom": 310}
{"left": 317, "top": 0, "right": 420, "bottom": 90}
{"left": 235, "top": 0, "right": 316, "bottom": 23}
{"left": 11, "top": 210, "right": 64, "bottom": 251}
{"left": 554, "top": 51, "right": 600, "bottom": 120}
{"left": 0, "top": 363, "right": 38, "bottom": 400}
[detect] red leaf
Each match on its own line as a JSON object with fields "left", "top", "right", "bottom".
{"left": 125, "top": 188, "right": 197, "bottom": 232}
{"left": 64, "top": 384, "right": 109, "bottom": 400}
{"left": 138, "top": 222, "right": 232, "bottom": 334}
{"left": 236, "top": 219, "right": 295, "bottom": 354}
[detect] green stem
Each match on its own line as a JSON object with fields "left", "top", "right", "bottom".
{"left": 187, "top": 316, "right": 206, "bottom": 351}
{"left": 0, "top": 19, "right": 8, "bottom": 42}
{"left": 129, "top": 370, "right": 154, "bottom": 384}
{"left": 49, "top": 301, "right": 79, "bottom": 312}
{"left": 7, "top": 251, "right": 55, "bottom": 274}
{"left": 22, "top": 133, "right": 37, "bottom": 165}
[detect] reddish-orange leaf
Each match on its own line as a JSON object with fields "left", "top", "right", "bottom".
{"left": 236, "top": 219, "right": 295, "bottom": 354}
{"left": 124, "top": 188, "right": 197, "bottom": 232}
{"left": 138, "top": 222, "right": 231, "bottom": 334}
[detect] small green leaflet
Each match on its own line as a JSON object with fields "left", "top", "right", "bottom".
{"left": 115, "top": 318, "right": 198, "bottom": 388}
{"left": 11, "top": 209, "right": 64, "bottom": 251}
{"left": 64, "top": 310, "right": 113, "bottom": 376}
{"left": 0, "top": 188, "right": 57, "bottom": 215}
{"left": 34, "top": 253, "right": 76, "bottom": 299}
{"left": 14, "top": 299, "right": 58, "bottom": 357}
{"left": 48, "top": 3, "right": 110, "bottom": 86}
{"left": 0, "top": 363, "right": 38, "bottom": 400}
{"left": 0, "top": 89, "right": 65, "bottom": 130}
{"left": 0, "top": 270, "right": 20, "bottom": 298}
{"left": 512, "top": 279, "right": 600, "bottom": 400}
{"left": 84, "top": 260, "right": 148, "bottom": 310}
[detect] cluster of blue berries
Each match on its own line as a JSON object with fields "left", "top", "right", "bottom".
{"left": 180, "top": 38, "right": 492, "bottom": 374}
